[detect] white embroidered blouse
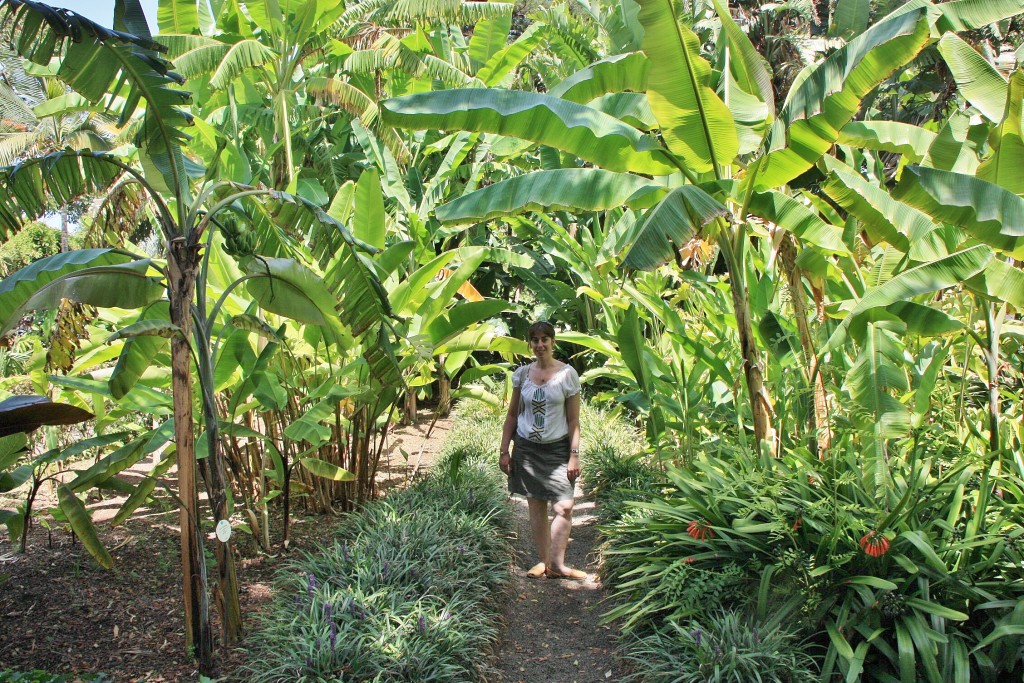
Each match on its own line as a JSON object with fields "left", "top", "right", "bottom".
{"left": 512, "top": 363, "right": 581, "bottom": 443}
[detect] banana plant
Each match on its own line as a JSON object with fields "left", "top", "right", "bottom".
{"left": 0, "top": 1, "right": 396, "bottom": 670}
{"left": 382, "top": 0, "right": 1024, "bottom": 454}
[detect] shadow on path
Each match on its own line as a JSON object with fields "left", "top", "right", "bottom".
{"left": 494, "top": 494, "right": 627, "bottom": 683}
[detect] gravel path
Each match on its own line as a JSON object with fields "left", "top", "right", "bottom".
{"left": 494, "top": 494, "right": 627, "bottom": 683}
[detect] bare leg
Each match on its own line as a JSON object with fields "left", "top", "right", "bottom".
{"left": 548, "top": 498, "right": 574, "bottom": 575}
{"left": 527, "top": 497, "right": 551, "bottom": 571}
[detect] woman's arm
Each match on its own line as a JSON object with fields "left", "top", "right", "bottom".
{"left": 499, "top": 386, "right": 521, "bottom": 475}
{"left": 565, "top": 391, "right": 581, "bottom": 481}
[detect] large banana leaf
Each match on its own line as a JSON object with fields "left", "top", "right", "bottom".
{"left": 937, "top": 33, "right": 1008, "bottom": 124}
{"left": 0, "top": 152, "right": 122, "bottom": 239}
{"left": 637, "top": 0, "right": 737, "bottom": 173}
{"left": 832, "top": 0, "right": 871, "bottom": 38}
{"left": 752, "top": 9, "right": 931, "bottom": 191}
{"left": 929, "top": 0, "right": 1024, "bottom": 33}
{"left": 108, "top": 301, "right": 172, "bottom": 400}
{"left": 744, "top": 188, "right": 848, "bottom": 254}
{"left": 709, "top": 0, "right": 773, "bottom": 119}
{"left": 436, "top": 169, "right": 666, "bottom": 224}
{"left": 354, "top": 168, "right": 386, "bottom": 250}
{"left": 893, "top": 166, "right": 1024, "bottom": 257}
{"left": 238, "top": 256, "right": 353, "bottom": 348}
{"left": 821, "top": 161, "right": 930, "bottom": 254}
{"left": 977, "top": 71, "right": 1024, "bottom": 196}
{"left": 0, "top": 2, "right": 193, "bottom": 199}
{"left": 823, "top": 245, "right": 994, "bottom": 351}
{"left": 0, "top": 249, "right": 163, "bottom": 336}
{"left": 0, "top": 395, "right": 93, "bottom": 437}
{"left": 254, "top": 191, "right": 394, "bottom": 343}
{"left": 547, "top": 52, "right": 649, "bottom": 103}
{"left": 587, "top": 93, "right": 657, "bottom": 130}
{"left": 621, "top": 186, "right": 729, "bottom": 270}
{"left": 56, "top": 484, "right": 113, "bottom": 569}
{"left": 468, "top": 13, "right": 512, "bottom": 72}
{"left": 477, "top": 21, "right": 545, "bottom": 86}
{"left": 965, "top": 258, "right": 1024, "bottom": 310}
{"left": 838, "top": 121, "right": 937, "bottom": 164}
{"left": 846, "top": 323, "right": 911, "bottom": 451}
{"left": 157, "top": 0, "right": 200, "bottom": 33}
{"left": 380, "top": 89, "right": 677, "bottom": 175}
{"left": 425, "top": 300, "right": 510, "bottom": 347}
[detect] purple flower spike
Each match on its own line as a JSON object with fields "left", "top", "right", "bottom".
{"left": 418, "top": 615, "right": 427, "bottom": 634}
{"left": 330, "top": 620, "right": 338, "bottom": 651}
{"left": 690, "top": 628, "right": 702, "bottom": 647}
{"left": 307, "top": 573, "right": 317, "bottom": 598}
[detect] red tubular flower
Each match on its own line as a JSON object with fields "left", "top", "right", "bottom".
{"left": 687, "top": 520, "right": 714, "bottom": 541}
{"left": 860, "top": 531, "right": 891, "bottom": 557}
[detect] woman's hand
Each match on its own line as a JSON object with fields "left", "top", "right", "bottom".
{"left": 567, "top": 454, "right": 580, "bottom": 483}
{"left": 499, "top": 451, "right": 511, "bottom": 475}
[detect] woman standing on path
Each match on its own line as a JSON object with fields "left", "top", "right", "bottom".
{"left": 499, "top": 321, "right": 586, "bottom": 580}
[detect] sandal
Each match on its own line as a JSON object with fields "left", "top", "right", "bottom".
{"left": 545, "top": 568, "right": 587, "bottom": 581}
{"left": 526, "top": 562, "right": 547, "bottom": 578}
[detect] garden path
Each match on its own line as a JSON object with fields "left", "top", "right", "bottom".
{"left": 494, "top": 493, "right": 627, "bottom": 683}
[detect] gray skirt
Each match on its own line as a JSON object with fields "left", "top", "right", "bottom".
{"left": 508, "top": 435, "right": 574, "bottom": 502}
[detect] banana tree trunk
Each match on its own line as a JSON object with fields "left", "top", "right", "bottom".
{"left": 403, "top": 387, "right": 417, "bottom": 424}
{"left": 59, "top": 207, "right": 69, "bottom": 253}
{"left": 193, "top": 307, "right": 243, "bottom": 645}
{"left": 437, "top": 357, "right": 451, "bottom": 418}
{"left": 778, "top": 234, "right": 831, "bottom": 457}
{"left": 199, "top": 403, "right": 243, "bottom": 644}
{"left": 985, "top": 302, "right": 1005, "bottom": 454}
{"left": 720, "top": 230, "right": 775, "bottom": 453}
{"left": 167, "top": 241, "right": 213, "bottom": 671}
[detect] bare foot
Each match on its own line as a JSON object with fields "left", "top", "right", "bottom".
{"left": 544, "top": 567, "right": 587, "bottom": 581}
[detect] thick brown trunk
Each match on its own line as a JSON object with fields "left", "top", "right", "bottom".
{"left": 778, "top": 235, "right": 831, "bottom": 458}
{"left": 722, "top": 232, "right": 774, "bottom": 454}
{"left": 199, "top": 424, "right": 243, "bottom": 645}
{"left": 167, "top": 241, "right": 213, "bottom": 671}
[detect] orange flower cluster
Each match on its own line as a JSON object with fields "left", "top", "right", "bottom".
{"left": 860, "top": 531, "right": 891, "bottom": 557}
{"left": 687, "top": 520, "right": 714, "bottom": 541}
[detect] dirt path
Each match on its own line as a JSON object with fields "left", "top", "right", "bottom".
{"left": 494, "top": 493, "right": 627, "bottom": 683}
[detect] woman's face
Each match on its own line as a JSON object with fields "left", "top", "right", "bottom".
{"left": 529, "top": 332, "right": 554, "bottom": 359}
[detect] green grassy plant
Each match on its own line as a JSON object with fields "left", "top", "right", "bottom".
{"left": 601, "top": 437, "right": 1024, "bottom": 681}
{"left": 620, "top": 610, "right": 818, "bottom": 683}
{"left": 244, "top": 463, "right": 513, "bottom": 682}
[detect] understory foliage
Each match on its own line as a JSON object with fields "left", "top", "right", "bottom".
{"left": 596, "top": 436, "right": 1024, "bottom": 681}
{"left": 245, "top": 457, "right": 512, "bottom": 682}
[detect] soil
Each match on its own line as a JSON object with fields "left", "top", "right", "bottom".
{"left": 0, "top": 410, "right": 623, "bottom": 683}
{"left": 494, "top": 495, "right": 627, "bottom": 683}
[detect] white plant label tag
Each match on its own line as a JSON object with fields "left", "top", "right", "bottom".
{"left": 216, "top": 519, "right": 232, "bottom": 543}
